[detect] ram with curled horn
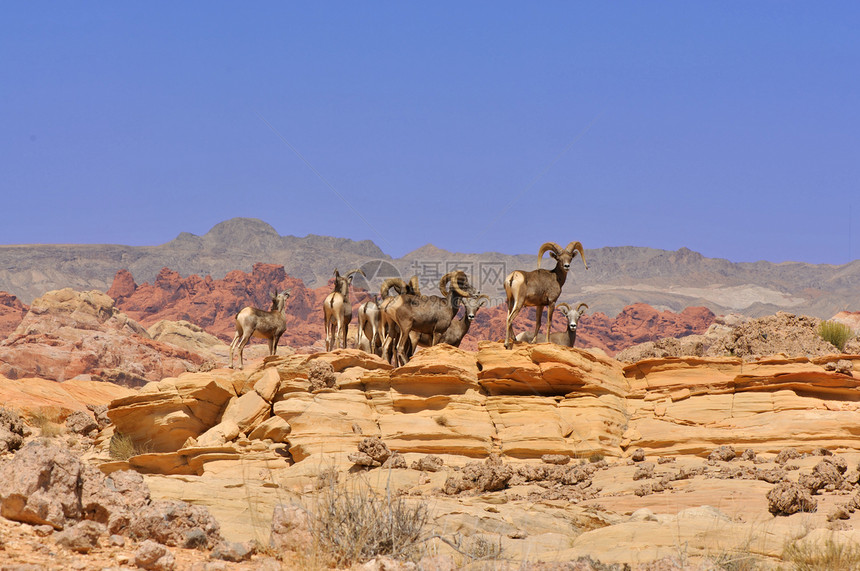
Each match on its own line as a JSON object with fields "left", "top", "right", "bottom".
{"left": 386, "top": 269, "right": 477, "bottom": 366}
{"left": 504, "top": 241, "right": 588, "bottom": 349}
{"left": 322, "top": 267, "right": 365, "bottom": 351}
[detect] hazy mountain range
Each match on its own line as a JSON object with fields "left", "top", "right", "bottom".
{"left": 1, "top": 217, "right": 858, "bottom": 318}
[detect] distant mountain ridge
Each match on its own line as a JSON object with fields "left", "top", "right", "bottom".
{"left": 0, "top": 217, "right": 858, "bottom": 318}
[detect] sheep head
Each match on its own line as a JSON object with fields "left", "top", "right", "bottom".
{"left": 557, "top": 302, "right": 588, "bottom": 330}
{"left": 332, "top": 268, "right": 366, "bottom": 295}
{"left": 538, "top": 241, "right": 588, "bottom": 271}
{"left": 461, "top": 294, "right": 490, "bottom": 320}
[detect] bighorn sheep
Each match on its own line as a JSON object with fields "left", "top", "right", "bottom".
{"left": 387, "top": 270, "right": 476, "bottom": 366}
{"left": 412, "top": 293, "right": 489, "bottom": 348}
{"left": 323, "top": 268, "right": 366, "bottom": 351}
{"left": 504, "top": 241, "right": 588, "bottom": 349}
{"left": 229, "top": 289, "right": 291, "bottom": 369}
{"left": 378, "top": 276, "right": 420, "bottom": 362}
{"left": 355, "top": 295, "right": 381, "bottom": 355}
{"left": 514, "top": 302, "right": 588, "bottom": 347}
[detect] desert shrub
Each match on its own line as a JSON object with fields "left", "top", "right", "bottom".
{"left": 30, "top": 410, "right": 64, "bottom": 438}
{"left": 109, "top": 432, "right": 152, "bottom": 460}
{"left": 460, "top": 534, "right": 503, "bottom": 560}
{"left": 784, "top": 537, "right": 860, "bottom": 570}
{"left": 818, "top": 321, "right": 854, "bottom": 352}
{"left": 312, "top": 478, "right": 428, "bottom": 566}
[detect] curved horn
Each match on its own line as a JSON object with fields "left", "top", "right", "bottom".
{"left": 565, "top": 241, "right": 588, "bottom": 270}
{"left": 537, "top": 242, "right": 563, "bottom": 269}
{"left": 407, "top": 275, "right": 421, "bottom": 296}
{"left": 449, "top": 270, "right": 472, "bottom": 297}
{"left": 477, "top": 293, "right": 490, "bottom": 307}
{"left": 575, "top": 302, "right": 589, "bottom": 313}
{"left": 346, "top": 268, "right": 366, "bottom": 279}
{"left": 438, "top": 273, "right": 451, "bottom": 298}
{"left": 380, "top": 278, "right": 406, "bottom": 297}
{"left": 556, "top": 302, "right": 571, "bottom": 314}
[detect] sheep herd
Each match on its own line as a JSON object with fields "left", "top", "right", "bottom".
{"left": 229, "top": 241, "right": 587, "bottom": 369}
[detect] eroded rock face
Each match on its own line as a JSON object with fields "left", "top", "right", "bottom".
{"left": 0, "top": 288, "right": 212, "bottom": 386}
{"left": 0, "top": 441, "right": 147, "bottom": 533}
{"left": 0, "top": 291, "right": 27, "bottom": 339}
{"left": 110, "top": 263, "right": 375, "bottom": 351}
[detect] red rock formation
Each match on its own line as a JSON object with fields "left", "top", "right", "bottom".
{"left": 111, "top": 263, "right": 375, "bottom": 349}
{"left": 0, "top": 289, "right": 209, "bottom": 387}
{"left": 0, "top": 293, "right": 27, "bottom": 340}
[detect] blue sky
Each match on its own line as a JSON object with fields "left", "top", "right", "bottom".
{"left": 2, "top": 2, "right": 859, "bottom": 264}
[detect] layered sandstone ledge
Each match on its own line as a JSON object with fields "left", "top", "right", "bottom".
{"left": 97, "top": 344, "right": 860, "bottom": 477}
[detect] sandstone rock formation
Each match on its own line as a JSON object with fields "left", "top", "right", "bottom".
{"left": 0, "top": 288, "right": 212, "bottom": 386}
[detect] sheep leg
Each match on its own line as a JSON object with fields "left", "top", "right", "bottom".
{"left": 235, "top": 330, "right": 254, "bottom": 370}
{"left": 228, "top": 326, "right": 243, "bottom": 369}
{"left": 325, "top": 319, "right": 334, "bottom": 352}
{"left": 504, "top": 301, "right": 525, "bottom": 349}
{"left": 395, "top": 323, "right": 411, "bottom": 366}
{"left": 533, "top": 305, "right": 544, "bottom": 341}
{"left": 545, "top": 304, "right": 554, "bottom": 343}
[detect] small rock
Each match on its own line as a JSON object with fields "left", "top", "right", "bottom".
{"left": 631, "top": 448, "right": 646, "bottom": 462}
{"left": 134, "top": 539, "right": 176, "bottom": 571}
{"left": 541, "top": 454, "right": 570, "bottom": 465}
{"left": 632, "top": 463, "right": 655, "bottom": 481}
{"left": 411, "top": 455, "right": 444, "bottom": 472}
{"left": 767, "top": 481, "right": 817, "bottom": 516}
{"left": 357, "top": 436, "right": 392, "bottom": 464}
{"left": 348, "top": 451, "right": 379, "bottom": 467}
{"left": 54, "top": 520, "right": 105, "bottom": 553}
{"left": 741, "top": 449, "right": 757, "bottom": 461}
{"left": 211, "top": 541, "right": 254, "bottom": 562}
{"left": 775, "top": 448, "right": 801, "bottom": 465}
{"left": 64, "top": 411, "right": 99, "bottom": 437}
{"left": 708, "top": 445, "right": 736, "bottom": 462}
{"left": 382, "top": 452, "right": 407, "bottom": 469}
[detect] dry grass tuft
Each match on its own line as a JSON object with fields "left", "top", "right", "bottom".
{"left": 108, "top": 432, "right": 152, "bottom": 460}
{"left": 783, "top": 537, "right": 860, "bottom": 571}
{"left": 30, "top": 410, "right": 64, "bottom": 438}
{"left": 312, "top": 477, "right": 428, "bottom": 567}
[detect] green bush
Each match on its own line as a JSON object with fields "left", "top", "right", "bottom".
{"left": 818, "top": 320, "right": 854, "bottom": 351}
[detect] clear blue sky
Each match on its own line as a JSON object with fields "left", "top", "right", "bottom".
{"left": 2, "top": 2, "right": 858, "bottom": 264}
